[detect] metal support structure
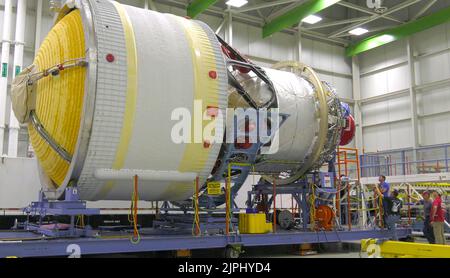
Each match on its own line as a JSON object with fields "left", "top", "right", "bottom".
{"left": 158, "top": 0, "right": 350, "bottom": 46}
{"left": 296, "top": 23, "right": 302, "bottom": 61}
{"left": 411, "top": 0, "right": 438, "bottom": 21}
{"left": 352, "top": 56, "right": 363, "bottom": 152}
{"left": 0, "top": 0, "right": 13, "bottom": 156}
{"left": 23, "top": 188, "right": 99, "bottom": 238}
{"left": 336, "top": 1, "right": 404, "bottom": 24}
{"left": 147, "top": 0, "right": 157, "bottom": 11}
{"left": 8, "top": 0, "right": 27, "bottom": 157}
{"left": 215, "top": 18, "right": 226, "bottom": 35}
{"left": 225, "top": 10, "right": 233, "bottom": 46}
{"left": 263, "top": 0, "right": 342, "bottom": 38}
{"left": 330, "top": 0, "right": 421, "bottom": 38}
{"left": 346, "top": 4, "right": 450, "bottom": 56}
{"left": 406, "top": 39, "right": 419, "bottom": 154}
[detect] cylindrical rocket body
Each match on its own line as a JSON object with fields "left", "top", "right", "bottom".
{"left": 24, "top": 0, "right": 350, "bottom": 201}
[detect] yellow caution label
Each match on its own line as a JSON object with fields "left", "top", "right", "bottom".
{"left": 207, "top": 182, "right": 222, "bottom": 196}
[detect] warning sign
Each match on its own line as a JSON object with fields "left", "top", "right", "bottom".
{"left": 207, "top": 182, "right": 222, "bottom": 196}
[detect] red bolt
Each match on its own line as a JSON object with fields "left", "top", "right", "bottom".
{"left": 203, "top": 140, "right": 211, "bottom": 149}
{"left": 208, "top": 71, "right": 217, "bottom": 79}
{"left": 58, "top": 64, "right": 64, "bottom": 71}
{"left": 106, "top": 54, "right": 115, "bottom": 63}
{"left": 207, "top": 106, "right": 219, "bottom": 118}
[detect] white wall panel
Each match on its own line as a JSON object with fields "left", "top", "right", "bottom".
{"left": 413, "top": 23, "right": 450, "bottom": 55}
{"left": 388, "top": 121, "right": 413, "bottom": 150}
{"left": 363, "top": 125, "right": 390, "bottom": 151}
{"left": 320, "top": 73, "right": 353, "bottom": 99}
{"left": 248, "top": 25, "right": 271, "bottom": 59}
{"left": 415, "top": 52, "right": 450, "bottom": 86}
{"left": 233, "top": 21, "right": 250, "bottom": 53}
{"left": 0, "top": 158, "right": 40, "bottom": 209}
{"left": 361, "top": 71, "right": 388, "bottom": 98}
{"left": 270, "top": 31, "right": 296, "bottom": 61}
{"left": 387, "top": 64, "right": 409, "bottom": 93}
{"left": 417, "top": 86, "right": 450, "bottom": 116}
{"left": 419, "top": 114, "right": 450, "bottom": 146}
{"left": 363, "top": 121, "right": 412, "bottom": 152}
{"left": 360, "top": 40, "right": 407, "bottom": 74}
{"left": 332, "top": 44, "right": 352, "bottom": 74}
{"left": 388, "top": 96, "right": 411, "bottom": 121}
{"left": 361, "top": 101, "right": 389, "bottom": 126}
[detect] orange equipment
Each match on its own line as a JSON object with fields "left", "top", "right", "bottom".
{"left": 315, "top": 205, "right": 334, "bottom": 231}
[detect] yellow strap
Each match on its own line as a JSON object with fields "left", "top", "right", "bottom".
{"left": 97, "top": 2, "right": 138, "bottom": 199}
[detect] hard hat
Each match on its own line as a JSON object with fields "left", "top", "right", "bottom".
{"left": 435, "top": 188, "right": 444, "bottom": 196}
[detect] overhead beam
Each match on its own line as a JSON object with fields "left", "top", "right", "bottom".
{"left": 411, "top": 0, "right": 437, "bottom": 21}
{"left": 262, "top": 0, "right": 342, "bottom": 38}
{"left": 267, "top": 1, "right": 304, "bottom": 21}
{"left": 160, "top": 0, "right": 350, "bottom": 46}
{"left": 329, "top": 0, "right": 421, "bottom": 38}
{"left": 346, "top": 5, "right": 450, "bottom": 56}
{"left": 337, "top": 1, "right": 404, "bottom": 24}
{"left": 187, "top": 0, "right": 218, "bottom": 19}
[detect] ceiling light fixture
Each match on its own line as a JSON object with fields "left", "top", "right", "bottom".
{"left": 226, "top": 0, "right": 248, "bottom": 8}
{"left": 301, "top": 15, "right": 323, "bottom": 25}
{"left": 349, "top": 27, "right": 369, "bottom": 36}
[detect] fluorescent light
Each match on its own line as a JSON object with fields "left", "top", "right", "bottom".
{"left": 301, "top": 15, "right": 322, "bottom": 24}
{"left": 378, "top": 34, "right": 395, "bottom": 43}
{"left": 349, "top": 28, "right": 368, "bottom": 36}
{"left": 226, "top": 0, "right": 248, "bottom": 8}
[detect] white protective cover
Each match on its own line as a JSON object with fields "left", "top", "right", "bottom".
{"left": 263, "top": 68, "right": 319, "bottom": 163}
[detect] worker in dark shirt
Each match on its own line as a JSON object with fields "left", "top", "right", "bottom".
{"left": 421, "top": 191, "right": 435, "bottom": 244}
{"left": 386, "top": 189, "right": 402, "bottom": 240}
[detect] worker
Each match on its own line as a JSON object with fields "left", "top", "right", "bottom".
{"left": 376, "top": 175, "right": 390, "bottom": 226}
{"left": 430, "top": 189, "right": 447, "bottom": 245}
{"left": 420, "top": 191, "right": 435, "bottom": 244}
{"left": 385, "top": 189, "right": 402, "bottom": 240}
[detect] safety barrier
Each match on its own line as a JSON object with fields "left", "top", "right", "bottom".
{"left": 360, "top": 144, "right": 450, "bottom": 177}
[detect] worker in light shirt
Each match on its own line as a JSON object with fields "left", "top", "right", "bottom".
{"left": 430, "top": 189, "right": 447, "bottom": 245}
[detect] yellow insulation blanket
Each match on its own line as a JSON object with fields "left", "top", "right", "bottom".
{"left": 28, "top": 10, "right": 86, "bottom": 186}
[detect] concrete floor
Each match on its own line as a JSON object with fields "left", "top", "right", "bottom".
{"left": 246, "top": 251, "right": 362, "bottom": 258}
{"left": 240, "top": 242, "right": 364, "bottom": 258}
